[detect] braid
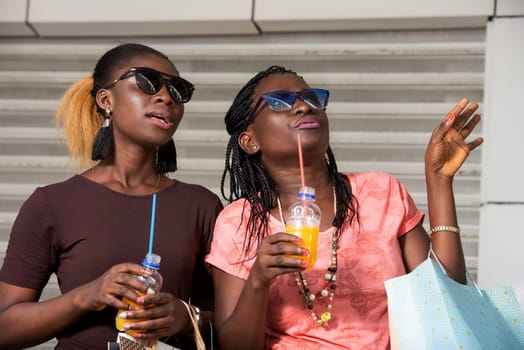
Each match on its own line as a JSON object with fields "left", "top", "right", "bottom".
{"left": 326, "top": 147, "right": 359, "bottom": 236}
{"left": 222, "top": 65, "right": 358, "bottom": 257}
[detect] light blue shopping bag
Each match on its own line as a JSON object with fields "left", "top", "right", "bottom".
{"left": 385, "top": 249, "right": 524, "bottom": 349}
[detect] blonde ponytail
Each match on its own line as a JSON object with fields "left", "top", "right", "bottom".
{"left": 55, "top": 76, "right": 100, "bottom": 170}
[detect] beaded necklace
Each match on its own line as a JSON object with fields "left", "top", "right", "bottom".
{"left": 276, "top": 188, "right": 339, "bottom": 326}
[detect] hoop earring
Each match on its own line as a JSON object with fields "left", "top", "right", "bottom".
{"left": 91, "top": 108, "right": 113, "bottom": 160}
{"left": 156, "top": 139, "right": 177, "bottom": 174}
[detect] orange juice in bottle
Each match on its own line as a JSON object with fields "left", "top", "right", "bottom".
{"left": 115, "top": 253, "right": 162, "bottom": 333}
{"left": 285, "top": 186, "right": 321, "bottom": 270}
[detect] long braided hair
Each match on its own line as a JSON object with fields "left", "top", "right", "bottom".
{"left": 221, "top": 65, "right": 358, "bottom": 256}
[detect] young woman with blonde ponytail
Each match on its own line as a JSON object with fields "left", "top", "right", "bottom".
{"left": 0, "top": 43, "right": 222, "bottom": 349}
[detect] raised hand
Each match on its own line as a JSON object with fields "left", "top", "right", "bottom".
{"left": 425, "top": 98, "right": 484, "bottom": 178}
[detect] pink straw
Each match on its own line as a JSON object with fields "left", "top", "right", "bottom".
{"left": 297, "top": 133, "right": 305, "bottom": 188}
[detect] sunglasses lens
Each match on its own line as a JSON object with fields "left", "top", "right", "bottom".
{"left": 302, "top": 89, "right": 328, "bottom": 109}
{"left": 133, "top": 68, "right": 194, "bottom": 103}
{"left": 134, "top": 70, "right": 162, "bottom": 95}
{"left": 263, "top": 89, "right": 329, "bottom": 112}
{"left": 264, "top": 92, "right": 294, "bottom": 111}
{"left": 168, "top": 77, "right": 194, "bottom": 103}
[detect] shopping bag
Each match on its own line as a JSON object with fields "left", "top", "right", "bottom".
{"left": 384, "top": 249, "right": 524, "bottom": 349}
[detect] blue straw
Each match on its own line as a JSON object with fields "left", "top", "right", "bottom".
{"left": 148, "top": 193, "right": 157, "bottom": 256}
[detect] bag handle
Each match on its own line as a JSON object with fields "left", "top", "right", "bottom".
{"left": 180, "top": 300, "right": 206, "bottom": 350}
{"left": 428, "top": 244, "right": 482, "bottom": 296}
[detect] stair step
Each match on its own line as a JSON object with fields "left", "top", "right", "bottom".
{"left": 0, "top": 71, "right": 484, "bottom": 102}
{"left": 0, "top": 154, "right": 481, "bottom": 175}
{"left": 0, "top": 126, "right": 483, "bottom": 147}
{"left": 0, "top": 99, "right": 484, "bottom": 133}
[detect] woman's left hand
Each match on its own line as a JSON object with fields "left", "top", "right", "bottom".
{"left": 425, "top": 98, "right": 484, "bottom": 178}
{"left": 117, "top": 292, "right": 190, "bottom": 341}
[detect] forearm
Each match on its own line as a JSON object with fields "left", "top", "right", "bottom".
{"left": 0, "top": 290, "right": 88, "bottom": 348}
{"left": 426, "top": 173, "right": 466, "bottom": 283}
{"left": 217, "top": 276, "right": 269, "bottom": 350}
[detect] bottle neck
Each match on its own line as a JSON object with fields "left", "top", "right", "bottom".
{"left": 298, "top": 194, "right": 315, "bottom": 201}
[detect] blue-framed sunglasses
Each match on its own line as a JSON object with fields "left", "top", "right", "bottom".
{"left": 105, "top": 67, "right": 194, "bottom": 103}
{"left": 246, "top": 88, "right": 330, "bottom": 124}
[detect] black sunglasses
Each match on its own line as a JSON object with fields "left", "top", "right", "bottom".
{"left": 247, "top": 88, "right": 330, "bottom": 124}
{"left": 105, "top": 67, "right": 195, "bottom": 103}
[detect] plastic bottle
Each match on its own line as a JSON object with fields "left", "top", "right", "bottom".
{"left": 115, "top": 253, "right": 163, "bottom": 333}
{"left": 285, "top": 186, "right": 321, "bottom": 270}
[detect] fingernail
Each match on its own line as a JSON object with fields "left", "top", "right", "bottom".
{"left": 302, "top": 248, "right": 309, "bottom": 255}
{"left": 120, "top": 312, "right": 128, "bottom": 319}
{"left": 445, "top": 113, "right": 455, "bottom": 122}
{"left": 295, "top": 237, "right": 303, "bottom": 244}
{"left": 137, "top": 297, "right": 145, "bottom": 305}
{"left": 301, "top": 259, "right": 308, "bottom": 267}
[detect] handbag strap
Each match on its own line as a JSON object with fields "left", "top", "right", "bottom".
{"left": 180, "top": 300, "right": 206, "bottom": 350}
{"left": 428, "top": 245, "right": 482, "bottom": 295}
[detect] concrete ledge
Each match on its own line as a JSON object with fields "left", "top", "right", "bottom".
{"left": 0, "top": 98, "right": 483, "bottom": 117}
{"left": 0, "top": 0, "right": 34, "bottom": 36}
{"left": 27, "top": 0, "right": 257, "bottom": 37}
{"left": 255, "top": 0, "right": 493, "bottom": 32}
{"left": 0, "top": 0, "right": 496, "bottom": 38}
{"left": 0, "top": 70, "right": 484, "bottom": 85}
{"left": 255, "top": 17, "right": 489, "bottom": 33}
{"left": 0, "top": 126, "right": 483, "bottom": 148}
{"left": 0, "top": 40, "right": 485, "bottom": 59}
{"left": 0, "top": 155, "right": 481, "bottom": 176}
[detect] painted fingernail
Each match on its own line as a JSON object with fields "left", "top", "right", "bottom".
{"left": 445, "top": 113, "right": 455, "bottom": 122}
{"left": 302, "top": 248, "right": 309, "bottom": 255}
{"left": 301, "top": 259, "right": 308, "bottom": 267}
{"left": 119, "top": 312, "right": 128, "bottom": 319}
{"left": 295, "top": 237, "right": 303, "bottom": 244}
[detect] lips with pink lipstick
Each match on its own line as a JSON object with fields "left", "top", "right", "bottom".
{"left": 147, "top": 111, "right": 173, "bottom": 130}
{"left": 296, "top": 117, "right": 320, "bottom": 129}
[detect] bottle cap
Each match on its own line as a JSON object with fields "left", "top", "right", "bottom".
{"left": 142, "top": 253, "right": 161, "bottom": 269}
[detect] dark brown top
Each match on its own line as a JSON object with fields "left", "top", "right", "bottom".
{"left": 0, "top": 175, "right": 223, "bottom": 349}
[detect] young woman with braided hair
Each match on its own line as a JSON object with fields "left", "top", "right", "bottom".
{"left": 206, "top": 65, "right": 483, "bottom": 349}
{"left": 0, "top": 43, "right": 222, "bottom": 349}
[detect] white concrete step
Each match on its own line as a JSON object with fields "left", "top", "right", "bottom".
{"left": 0, "top": 70, "right": 484, "bottom": 89}
{"left": 0, "top": 154, "right": 481, "bottom": 176}
{"left": 0, "top": 35, "right": 485, "bottom": 62}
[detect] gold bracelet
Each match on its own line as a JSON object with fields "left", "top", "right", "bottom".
{"left": 430, "top": 225, "right": 460, "bottom": 235}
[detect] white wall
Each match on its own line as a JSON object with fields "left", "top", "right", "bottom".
{"left": 479, "top": 4, "right": 524, "bottom": 312}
